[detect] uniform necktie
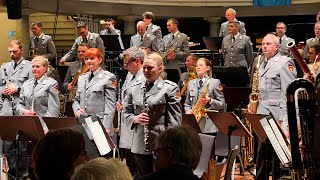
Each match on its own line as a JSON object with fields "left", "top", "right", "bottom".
{"left": 146, "top": 82, "right": 154, "bottom": 92}
{"left": 83, "top": 37, "right": 87, "bottom": 43}
{"left": 34, "top": 80, "right": 38, "bottom": 88}
{"left": 279, "top": 38, "right": 282, "bottom": 44}
{"left": 89, "top": 73, "right": 94, "bottom": 82}
{"left": 140, "top": 36, "right": 143, "bottom": 42}
{"left": 146, "top": 26, "right": 149, "bottom": 31}
{"left": 199, "top": 79, "right": 203, "bottom": 88}
{"left": 13, "top": 63, "right": 17, "bottom": 69}
{"left": 108, "top": 30, "right": 111, "bottom": 34}
{"left": 131, "top": 75, "right": 135, "bottom": 81}
{"left": 232, "top": 36, "right": 236, "bottom": 43}
{"left": 172, "top": 34, "right": 175, "bottom": 40}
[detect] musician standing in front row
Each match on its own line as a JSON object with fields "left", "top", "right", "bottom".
{"left": 184, "top": 58, "right": 225, "bottom": 135}
{"left": 0, "top": 40, "right": 33, "bottom": 116}
{"left": 163, "top": 18, "right": 189, "bottom": 73}
{"left": 123, "top": 53, "right": 182, "bottom": 176}
{"left": 250, "top": 33, "right": 297, "bottom": 180}
{"left": 221, "top": 21, "right": 253, "bottom": 68}
{"left": 15, "top": 56, "right": 60, "bottom": 117}
{"left": 73, "top": 48, "right": 117, "bottom": 136}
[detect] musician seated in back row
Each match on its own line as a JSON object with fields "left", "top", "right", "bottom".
{"left": 179, "top": 54, "right": 198, "bottom": 93}
{"left": 184, "top": 58, "right": 225, "bottom": 135}
{"left": 72, "top": 48, "right": 117, "bottom": 136}
{"left": 123, "top": 53, "right": 182, "bottom": 177}
{"left": 15, "top": 55, "right": 60, "bottom": 117}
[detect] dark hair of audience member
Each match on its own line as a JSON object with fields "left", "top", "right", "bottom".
{"left": 32, "top": 128, "right": 88, "bottom": 180}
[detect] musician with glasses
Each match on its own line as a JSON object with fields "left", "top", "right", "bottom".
{"left": 303, "top": 21, "right": 320, "bottom": 59}
{"left": 15, "top": 56, "right": 60, "bottom": 117}
{"left": 275, "top": 22, "right": 295, "bottom": 57}
{"left": 184, "top": 58, "right": 225, "bottom": 135}
{"left": 123, "top": 53, "right": 181, "bottom": 176}
{"left": 306, "top": 44, "right": 320, "bottom": 77}
{"left": 136, "top": 125, "right": 202, "bottom": 180}
{"left": 72, "top": 48, "right": 117, "bottom": 136}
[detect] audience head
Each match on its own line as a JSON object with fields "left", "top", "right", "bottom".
{"left": 32, "top": 128, "right": 88, "bottom": 180}
{"left": 71, "top": 157, "right": 132, "bottom": 180}
{"left": 122, "top": 46, "right": 144, "bottom": 74}
{"left": 152, "top": 125, "right": 202, "bottom": 171}
{"left": 8, "top": 40, "right": 23, "bottom": 61}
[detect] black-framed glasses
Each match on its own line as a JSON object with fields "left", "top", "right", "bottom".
{"left": 151, "top": 148, "right": 171, "bottom": 160}
{"left": 124, "top": 59, "right": 136, "bottom": 67}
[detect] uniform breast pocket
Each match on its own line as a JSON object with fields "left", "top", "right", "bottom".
{"left": 39, "top": 91, "right": 49, "bottom": 105}
{"left": 189, "top": 91, "right": 197, "bottom": 103}
{"left": 266, "top": 74, "right": 280, "bottom": 89}
{"left": 18, "top": 73, "right": 28, "bottom": 82}
{"left": 237, "top": 45, "right": 245, "bottom": 53}
{"left": 92, "top": 88, "right": 104, "bottom": 100}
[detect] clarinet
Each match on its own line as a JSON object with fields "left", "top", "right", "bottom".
{"left": 3, "top": 68, "right": 15, "bottom": 114}
{"left": 115, "top": 79, "right": 122, "bottom": 134}
{"left": 142, "top": 85, "right": 150, "bottom": 152}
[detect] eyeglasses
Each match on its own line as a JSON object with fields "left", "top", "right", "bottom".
{"left": 124, "top": 59, "right": 136, "bottom": 67}
{"left": 151, "top": 148, "right": 171, "bottom": 160}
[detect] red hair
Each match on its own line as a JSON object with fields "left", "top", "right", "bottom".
{"left": 84, "top": 48, "right": 103, "bottom": 60}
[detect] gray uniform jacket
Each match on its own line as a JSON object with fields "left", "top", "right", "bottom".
{"left": 179, "top": 72, "right": 188, "bottom": 88}
{"left": 304, "top": 37, "right": 320, "bottom": 59}
{"left": 15, "top": 76, "right": 60, "bottom": 117}
{"left": 146, "top": 24, "right": 163, "bottom": 51}
{"left": 72, "top": 68, "right": 117, "bottom": 136}
{"left": 257, "top": 53, "right": 297, "bottom": 131}
{"left": 0, "top": 60, "right": 33, "bottom": 115}
{"left": 123, "top": 78, "right": 182, "bottom": 154}
{"left": 222, "top": 34, "right": 253, "bottom": 67}
{"left": 184, "top": 77, "right": 225, "bottom": 133}
{"left": 219, "top": 19, "right": 246, "bottom": 37}
{"left": 119, "top": 69, "right": 145, "bottom": 149}
{"left": 100, "top": 28, "right": 121, "bottom": 35}
{"left": 130, "top": 33, "right": 160, "bottom": 52}
{"left": 63, "top": 61, "right": 107, "bottom": 93}
{"left": 63, "top": 32, "right": 105, "bottom": 61}
{"left": 163, "top": 31, "right": 189, "bottom": 68}
{"left": 30, "top": 33, "right": 56, "bottom": 64}
{"left": 278, "top": 35, "right": 295, "bottom": 57}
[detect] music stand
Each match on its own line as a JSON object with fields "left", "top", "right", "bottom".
{"left": 212, "top": 66, "right": 250, "bottom": 87}
{"left": 42, "top": 117, "right": 78, "bottom": 130}
{"left": 181, "top": 114, "right": 201, "bottom": 134}
{"left": 100, "top": 35, "right": 124, "bottom": 52}
{"left": 203, "top": 37, "right": 223, "bottom": 51}
{"left": 0, "top": 116, "right": 44, "bottom": 179}
{"left": 242, "top": 113, "right": 269, "bottom": 142}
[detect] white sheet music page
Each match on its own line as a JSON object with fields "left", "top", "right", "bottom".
{"left": 269, "top": 119, "right": 292, "bottom": 161}
{"left": 260, "top": 118, "right": 290, "bottom": 165}
{"left": 85, "top": 118, "right": 111, "bottom": 156}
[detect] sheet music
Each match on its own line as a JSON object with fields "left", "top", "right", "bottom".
{"left": 269, "top": 119, "right": 292, "bottom": 161}
{"left": 260, "top": 118, "right": 290, "bottom": 165}
{"left": 85, "top": 118, "right": 111, "bottom": 156}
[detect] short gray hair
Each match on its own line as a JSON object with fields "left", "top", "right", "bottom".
{"left": 227, "top": 8, "right": 236, "bottom": 15}
{"left": 229, "top": 21, "right": 240, "bottom": 28}
{"left": 122, "top": 46, "right": 145, "bottom": 62}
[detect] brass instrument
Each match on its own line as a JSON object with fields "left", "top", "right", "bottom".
{"left": 287, "top": 78, "right": 318, "bottom": 179}
{"left": 68, "top": 65, "right": 90, "bottom": 101}
{"left": 249, "top": 47, "right": 263, "bottom": 114}
{"left": 115, "top": 79, "right": 122, "bottom": 133}
{"left": 29, "top": 49, "right": 35, "bottom": 60}
{"left": 161, "top": 42, "right": 179, "bottom": 59}
{"left": 241, "top": 109, "right": 254, "bottom": 167}
{"left": 181, "top": 66, "right": 197, "bottom": 95}
{"left": 142, "top": 85, "right": 150, "bottom": 152}
{"left": 192, "top": 80, "right": 210, "bottom": 122}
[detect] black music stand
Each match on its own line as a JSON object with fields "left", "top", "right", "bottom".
{"left": 42, "top": 117, "right": 78, "bottom": 130}
{"left": 212, "top": 66, "right": 250, "bottom": 87}
{"left": 100, "top": 35, "right": 124, "bottom": 52}
{"left": 203, "top": 37, "right": 223, "bottom": 52}
{"left": 0, "top": 116, "right": 44, "bottom": 179}
{"left": 181, "top": 114, "right": 201, "bottom": 134}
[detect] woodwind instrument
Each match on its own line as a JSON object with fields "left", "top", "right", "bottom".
{"left": 142, "top": 85, "right": 150, "bottom": 152}
{"left": 68, "top": 65, "right": 90, "bottom": 101}
{"left": 249, "top": 48, "right": 263, "bottom": 114}
{"left": 241, "top": 109, "right": 254, "bottom": 167}
{"left": 192, "top": 80, "right": 210, "bottom": 122}
{"left": 115, "top": 79, "right": 122, "bottom": 133}
{"left": 287, "top": 41, "right": 315, "bottom": 84}
{"left": 180, "top": 66, "right": 197, "bottom": 95}
{"left": 3, "top": 68, "right": 15, "bottom": 114}
{"left": 287, "top": 78, "right": 317, "bottom": 180}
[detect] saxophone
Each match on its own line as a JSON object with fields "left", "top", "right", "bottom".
{"left": 249, "top": 48, "right": 263, "bottom": 113}
{"left": 192, "top": 80, "right": 210, "bottom": 122}
{"left": 181, "top": 66, "right": 197, "bottom": 96}
{"left": 142, "top": 85, "right": 150, "bottom": 152}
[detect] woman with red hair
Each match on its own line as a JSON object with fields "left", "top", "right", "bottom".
{"left": 72, "top": 48, "right": 117, "bottom": 135}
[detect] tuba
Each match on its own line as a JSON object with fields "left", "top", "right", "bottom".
{"left": 286, "top": 78, "right": 319, "bottom": 179}
{"left": 181, "top": 66, "right": 197, "bottom": 95}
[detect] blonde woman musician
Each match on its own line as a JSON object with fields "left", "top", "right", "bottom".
{"left": 184, "top": 58, "right": 225, "bottom": 134}
{"left": 16, "top": 56, "right": 59, "bottom": 117}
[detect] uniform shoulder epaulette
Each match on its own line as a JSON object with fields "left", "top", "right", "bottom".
{"left": 43, "top": 34, "right": 52, "bottom": 39}
{"left": 131, "top": 81, "right": 143, "bottom": 87}
{"left": 80, "top": 72, "right": 90, "bottom": 77}
{"left": 103, "top": 70, "right": 115, "bottom": 77}
{"left": 164, "top": 80, "right": 177, "bottom": 86}
{"left": 25, "top": 78, "right": 33, "bottom": 83}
